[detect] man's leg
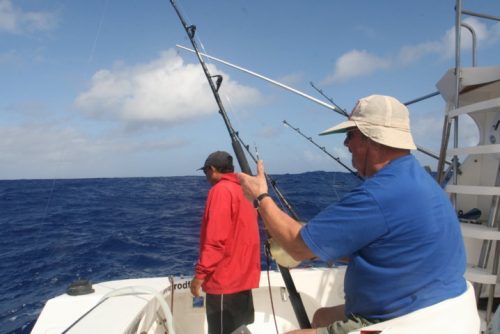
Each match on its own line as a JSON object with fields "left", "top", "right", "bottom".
{"left": 206, "top": 293, "right": 223, "bottom": 334}
{"left": 287, "top": 314, "right": 380, "bottom": 334}
{"left": 206, "top": 291, "right": 254, "bottom": 334}
{"left": 312, "top": 305, "right": 346, "bottom": 328}
{"left": 222, "top": 290, "right": 254, "bottom": 333}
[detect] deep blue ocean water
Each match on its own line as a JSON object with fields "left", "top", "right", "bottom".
{"left": 0, "top": 171, "right": 360, "bottom": 334}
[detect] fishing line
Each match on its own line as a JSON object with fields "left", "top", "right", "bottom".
{"left": 283, "top": 120, "right": 363, "bottom": 180}
{"left": 32, "top": 149, "right": 71, "bottom": 268}
{"left": 39, "top": 178, "right": 57, "bottom": 225}
{"left": 330, "top": 172, "right": 341, "bottom": 202}
{"left": 225, "top": 94, "right": 303, "bottom": 218}
{"left": 88, "top": 0, "right": 109, "bottom": 63}
{"left": 229, "top": 97, "right": 298, "bottom": 334}
{"left": 265, "top": 247, "right": 280, "bottom": 334}
{"left": 234, "top": 133, "right": 302, "bottom": 220}
{"left": 35, "top": 0, "right": 111, "bottom": 285}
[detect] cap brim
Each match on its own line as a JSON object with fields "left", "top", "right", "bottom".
{"left": 319, "top": 120, "right": 356, "bottom": 136}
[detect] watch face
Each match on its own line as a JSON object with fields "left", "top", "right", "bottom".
{"left": 253, "top": 199, "right": 259, "bottom": 208}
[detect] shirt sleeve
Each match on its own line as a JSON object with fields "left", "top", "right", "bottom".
{"left": 300, "top": 186, "right": 388, "bottom": 262}
{"left": 195, "top": 184, "right": 233, "bottom": 280}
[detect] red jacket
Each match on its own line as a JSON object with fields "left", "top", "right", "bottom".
{"left": 195, "top": 173, "right": 261, "bottom": 294}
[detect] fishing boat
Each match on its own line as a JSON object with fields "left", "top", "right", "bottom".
{"left": 31, "top": 1, "right": 500, "bottom": 333}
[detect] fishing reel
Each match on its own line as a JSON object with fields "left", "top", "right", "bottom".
{"left": 266, "top": 238, "right": 301, "bottom": 268}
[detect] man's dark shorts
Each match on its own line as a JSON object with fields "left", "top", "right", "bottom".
{"left": 206, "top": 290, "right": 254, "bottom": 334}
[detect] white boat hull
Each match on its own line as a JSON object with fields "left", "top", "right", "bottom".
{"left": 32, "top": 267, "right": 346, "bottom": 334}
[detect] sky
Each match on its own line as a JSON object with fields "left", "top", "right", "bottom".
{"left": 1, "top": 0, "right": 500, "bottom": 180}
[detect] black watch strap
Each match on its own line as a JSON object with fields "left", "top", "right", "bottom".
{"left": 253, "top": 193, "right": 270, "bottom": 209}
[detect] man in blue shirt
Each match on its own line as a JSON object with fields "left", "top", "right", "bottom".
{"left": 239, "top": 95, "right": 471, "bottom": 334}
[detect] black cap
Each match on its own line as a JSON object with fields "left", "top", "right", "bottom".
{"left": 199, "top": 151, "right": 234, "bottom": 173}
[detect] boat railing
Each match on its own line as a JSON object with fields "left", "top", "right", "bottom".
{"left": 60, "top": 285, "right": 175, "bottom": 334}
{"left": 436, "top": 1, "right": 500, "bottom": 187}
{"left": 437, "top": 1, "right": 500, "bottom": 326}
{"left": 98, "top": 286, "right": 175, "bottom": 334}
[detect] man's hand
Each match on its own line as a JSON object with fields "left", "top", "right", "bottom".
{"left": 190, "top": 277, "right": 203, "bottom": 297}
{"left": 238, "top": 160, "right": 268, "bottom": 201}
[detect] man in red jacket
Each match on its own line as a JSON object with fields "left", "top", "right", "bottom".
{"left": 191, "top": 151, "right": 261, "bottom": 334}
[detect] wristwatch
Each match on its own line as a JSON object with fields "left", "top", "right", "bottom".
{"left": 253, "top": 193, "right": 270, "bottom": 209}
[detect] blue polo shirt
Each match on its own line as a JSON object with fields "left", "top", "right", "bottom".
{"left": 300, "top": 154, "right": 466, "bottom": 320}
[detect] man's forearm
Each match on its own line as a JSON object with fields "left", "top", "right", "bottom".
{"left": 258, "top": 196, "right": 315, "bottom": 261}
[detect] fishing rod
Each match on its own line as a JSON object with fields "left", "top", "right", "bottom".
{"left": 403, "top": 91, "right": 440, "bottom": 106}
{"left": 309, "top": 82, "right": 452, "bottom": 167}
{"left": 169, "top": 0, "right": 311, "bottom": 329}
{"left": 177, "top": 45, "right": 452, "bottom": 168}
{"left": 311, "top": 81, "right": 440, "bottom": 109}
{"left": 309, "top": 82, "right": 349, "bottom": 117}
{"left": 234, "top": 131, "right": 302, "bottom": 220}
{"left": 283, "top": 120, "right": 363, "bottom": 181}
{"left": 169, "top": 5, "right": 247, "bottom": 172}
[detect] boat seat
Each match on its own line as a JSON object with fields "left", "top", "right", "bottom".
{"left": 348, "top": 281, "right": 480, "bottom": 334}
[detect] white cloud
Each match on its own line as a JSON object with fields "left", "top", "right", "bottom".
{"left": 278, "top": 72, "right": 304, "bottom": 86}
{"left": 321, "top": 17, "right": 500, "bottom": 85}
{"left": 412, "top": 114, "right": 443, "bottom": 137}
{"left": 75, "top": 49, "right": 262, "bottom": 127}
{"left": 320, "top": 50, "right": 390, "bottom": 85}
{"left": 0, "top": 124, "right": 177, "bottom": 162}
{"left": 409, "top": 110, "right": 479, "bottom": 166}
{"left": 397, "top": 41, "right": 442, "bottom": 65}
{"left": 438, "top": 17, "right": 492, "bottom": 60}
{"left": 0, "top": 125, "right": 76, "bottom": 163}
{"left": 0, "top": 0, "right": 57, "bottom": 34}
{"left": 257, "top": 125, "right": 281, "bottom": 138}
{"left": 0, "top": 123, "right": 188, "bottom": 179}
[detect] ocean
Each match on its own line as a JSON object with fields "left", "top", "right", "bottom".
{"left": 0, "top": 171, "right": 360, "bottom": 334}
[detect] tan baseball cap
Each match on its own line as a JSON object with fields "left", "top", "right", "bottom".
{"left": 319, "top": 95, "right": 416, "bottom": 150}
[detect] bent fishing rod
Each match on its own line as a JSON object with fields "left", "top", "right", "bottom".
{"left": 169, "top": 0, "right": 311, "bottom": 329}
{"left": 283, "top": 120, "right": 363, "bottom": 181}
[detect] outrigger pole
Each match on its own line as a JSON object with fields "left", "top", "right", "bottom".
{"left": 176, "top": 44, "right": 348, "bottom": 118}
{"left": 169, "top": 0, "right": 312, "bottom": 329}
{"left": 177, "top": 45, "right": 452, "bottom": 168}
